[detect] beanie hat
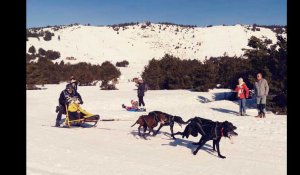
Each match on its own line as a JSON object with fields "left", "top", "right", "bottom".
{"left": 66, "top": 84, "right": 74, "bottom": 90}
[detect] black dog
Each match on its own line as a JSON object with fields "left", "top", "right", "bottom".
{"left": 172, "top": 117, "right": 238, "bottom": 159}
{"left": 148, "top": 111, "right": 188, "bottom": 139}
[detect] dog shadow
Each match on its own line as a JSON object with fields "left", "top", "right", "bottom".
{"left": 130, "top": 130, "right": 141, "bottom": 137}
{"left": 129, "top": 130, "right": 152, "bottom": 140}
{"left": 155, "top": 130, "right": 173, "bottom": 138}
{"left": 162, "top": 138, "right": 218, "bottom": 157}
{"left": 197, "top": 96, "right": 212, "bottom": 103}
{"left": 211, "top": 107, "right": 240, "bottom": 116}
{"left": 130, "top": 129, "right": 172, "bottom": 140}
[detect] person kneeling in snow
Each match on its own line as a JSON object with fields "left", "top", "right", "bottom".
{"left": 122, "top": 100, "right": 139, "bottom": 111}
{"left": 55, "top": 84, "right": 83, "bottom": 127}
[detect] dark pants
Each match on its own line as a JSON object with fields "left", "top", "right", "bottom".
{"left": 239, "top": 98, "right": 246, "bottom": 114}
{"left": 138, "top": 95, "right": 145, "bottom": 107}
{"left": 257, "top": 97, "right": 266, "bottom": 115}
{"left": 56, "top": 104, "right": 66, "bottom": 123}
{"left": 257, "top": 104, "right": 266, "bottom": 114}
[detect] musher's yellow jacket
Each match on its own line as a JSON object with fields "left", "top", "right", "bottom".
{"left": 67, "top": 102, "right": 94, "bottom": 118}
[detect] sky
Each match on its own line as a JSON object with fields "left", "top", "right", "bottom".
{"left": 27, "top": 0, "right": 286, "bottom": 28}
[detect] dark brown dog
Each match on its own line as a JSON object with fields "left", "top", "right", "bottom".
{"left": 148, "top": 111, "right": 188, "bottom": 139}
{"left": 131, "top": 114, "right": 168, "bottom": 138}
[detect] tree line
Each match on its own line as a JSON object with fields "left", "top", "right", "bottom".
{"left": 27, "top": 56, "right": 121, "bottom": 87}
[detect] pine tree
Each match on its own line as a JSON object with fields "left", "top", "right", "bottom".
{"left": 28, "top": 46, "right": 36, "bottom": 54}
{"left": 38, "top": 48, "right": 46, "bottom": 56}
{"left": 44, "top": 31, "right": 52, "bottom": 41}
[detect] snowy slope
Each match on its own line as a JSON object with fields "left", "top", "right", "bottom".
{"left": 27, "top": 23, "right": 284, "bottom": 73}
{"left": 27, "top": 83, "right": 286, "bottom": 175}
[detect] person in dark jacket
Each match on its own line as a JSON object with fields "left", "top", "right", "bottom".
{"left": 55, "top": 84, "right": 83, "bottom": 127}
{"left": 70, "top": 76, "right": 78, "bottom": 92}
{"left": 254, "top": 73, "right": 269, "bottom": 118}
{"left": 137, "top": 78, "right": 146, "bottom": 109}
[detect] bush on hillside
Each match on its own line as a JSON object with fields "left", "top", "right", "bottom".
{"left": 26, "top": 53, "right": 36, "bottom": 63}
{"left": 158, "top": 22, "right": 196, "bottom": 28}
{"left": 100, "top": 80, "right": 118, "bottom": 90}
{"left": 145, "top": 21, "right": 151, "bottom": 26}
{"left": 38, "top": 48, "right": 46, "bottom": 56}
{"left": 109, "top": 22, "right": 139, "bottom": 28}
{"left": 45, "top": 50, "right": 60, "bottom": 60}
{"left": 26, "top": 84, "right": 41, "bottom": 90}
{"left": 116, "top": 60, "right": 129, "bottom": 67}
{"left": 28, "top": 46, "right": 36, "bottom": 54}
{"left": 26, "top": 29, "right": 43, "bottom": 39}
{"left": 100, "top": 61, "right": 121, "bottom": 81}
{"left": 43, "top": 31, "right": 53, "bottom": 41}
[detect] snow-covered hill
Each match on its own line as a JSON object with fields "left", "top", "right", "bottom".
{"left": 27, "top": 23, "right": 285, "bottom": 73}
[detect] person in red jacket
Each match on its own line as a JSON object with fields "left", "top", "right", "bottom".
{"left": 235, "top": 78, "right": 249, "bottom": 116}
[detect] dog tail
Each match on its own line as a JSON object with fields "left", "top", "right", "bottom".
{"left": 131, "top": 120, "right": 138, "bottom": 127}
{"left": 182, "top": 118, "right": 193, "bottom": 124}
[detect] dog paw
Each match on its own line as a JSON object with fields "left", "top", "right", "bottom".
{"left": 193, "top": 151, "right": 197, "bottom": 155}
{"left": 219, "top": 155, "right": 226, "bottom": 159}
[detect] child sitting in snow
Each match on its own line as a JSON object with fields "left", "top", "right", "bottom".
{"left": 122, "top": 100, "right": 139, "bottom": 111}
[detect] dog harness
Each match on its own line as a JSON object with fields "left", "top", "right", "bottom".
{"left": 168, "top": 115, "right": 175, "bottom": 126}
{"left": 213, "top": 124, "right": 224, "bottom": 140}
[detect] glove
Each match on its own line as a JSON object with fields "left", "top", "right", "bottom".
{"left": 55, "top": 106, "right": 60, "bottom": 113}
{"left": 76, "top": 98, "right": 83, "bottom": 104}
{"left": 67, "top": 97, "right": 73, "bottom": 103}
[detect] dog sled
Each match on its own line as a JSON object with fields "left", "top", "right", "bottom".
{"left": 64, "top": 101, "right": 100, "bottom": 128}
